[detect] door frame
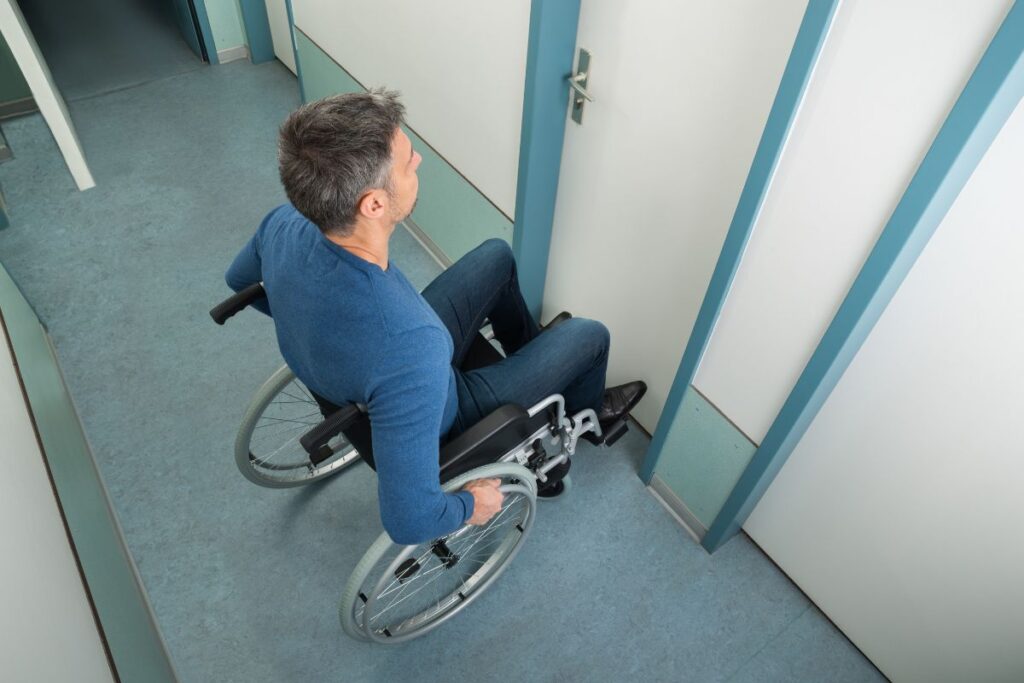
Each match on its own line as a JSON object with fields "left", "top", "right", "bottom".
{"left": 637, "top": 0, "right": 841, "bottom": 504}
{"left": 511, "top": 0, "right": 582, "bottom": 320}
{"left": 188, "top": 0, "right": 219, "bottom": 64}
{"left": 237, "top": 0, "right": 276, "bottom": 64}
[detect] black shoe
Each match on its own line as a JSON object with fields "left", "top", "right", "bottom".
{"left": 582, "top": 381, "right": 648, "bottom": 446}
{"left": 541, "top": 311, "right": 571, "bottom": 332}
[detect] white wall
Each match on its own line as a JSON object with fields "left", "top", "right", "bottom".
{"left": 693, "top": 0, "right": 1012, "bottom": 442}
{"left": 292, "top": 0, "right": 529, "bottom": 217}
{"left": 0, "top": 332, "right": 113, "bottom": 682}
{"left": 542, "top": 0, "right": 808, "bottom": 431}
{"left": 745, "top": 95, "right": 1024, "bottom": 683}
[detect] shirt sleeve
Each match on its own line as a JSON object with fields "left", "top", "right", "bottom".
{"left": 367, "top": 326, "right": 475, "bottom": 545}
{"left": 225, "top": 212, "right": 274, "bottom": 317}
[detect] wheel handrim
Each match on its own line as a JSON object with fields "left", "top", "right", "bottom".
{"left": 355, "top": 483, "right": 535, "bottom": 642}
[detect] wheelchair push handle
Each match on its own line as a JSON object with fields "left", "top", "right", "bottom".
{"left": 210, "top": 282, "right": 266, "bottom": 325}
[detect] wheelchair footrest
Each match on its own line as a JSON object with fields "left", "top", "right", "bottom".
{"left": 602, "top": 419, "right": 629, "bottom": 447}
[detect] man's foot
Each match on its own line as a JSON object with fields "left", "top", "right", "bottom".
{"left": 541, "top": 311, "right": 571, "bottom": 332}
{"left": 582, "top": 381, "right": 648, "bottom": 446}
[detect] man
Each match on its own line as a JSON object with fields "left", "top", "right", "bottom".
{"left": 226, "top": 90, "right": 646, "bottom": 545}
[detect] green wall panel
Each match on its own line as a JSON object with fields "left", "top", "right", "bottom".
{"left": 0, "top": 264, "right": 176, "bottom": 682}
{"left": 653, "top": 387, "right": 757, "bottom": 528}
{"left": 294, "top": 30, "right": 511, "bottom": 261}
{"left": 206, "top": 0, "right": 248, "bottom": 51}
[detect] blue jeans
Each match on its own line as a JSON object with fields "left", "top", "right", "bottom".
{"left": 420, "top": 239, "right": 610, "bottom": 437}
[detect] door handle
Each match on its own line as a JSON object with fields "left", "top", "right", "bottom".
{"left": 568, "top": 72, "right": 593, "bottom": 102}
{"left": 568, "top": 48, "right": 592, "bottom": 124}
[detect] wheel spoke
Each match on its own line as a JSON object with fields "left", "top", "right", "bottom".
{"left": 371, "top": 560, "right": 457, "bottom": 623}
{"left": 371, "top": 541, "right": 445, "bottom": 606}
{"left": 290, "top": 382, "right": 316, "bottom": 403}
{"left": 238, "top": 371, "right": 359, "bottom": 486}
{"left": 278, "top": 385, "right": 315, "bottom": 402}
{"left": 253, "top": 412, "right": 322, "bottom": 427}
{"left": 365, "top": 491, "right": 530, "bottom": 633}
{"left": 447, "top": 510, "right": 520, "bottom": 563}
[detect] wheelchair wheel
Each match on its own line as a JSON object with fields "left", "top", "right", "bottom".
{"left": 340, "top": 462, "right": 537, "bottom": 643}
{"left": 235, "top": 365, "right": 361, "bottom": 488}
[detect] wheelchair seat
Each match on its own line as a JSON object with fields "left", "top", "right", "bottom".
{"left": 306, "top": 388, "right": 556, "bottom": 484}
{"left": 301, "top": 330, "right": 555, "bottom": 482}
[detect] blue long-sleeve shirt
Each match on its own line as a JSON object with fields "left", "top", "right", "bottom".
{"left": 226, "top": 204, "right": 474, "bottom": 544}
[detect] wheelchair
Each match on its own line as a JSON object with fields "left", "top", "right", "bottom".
{"left": 211, "top": 282, "right": 624, "bottom": 643}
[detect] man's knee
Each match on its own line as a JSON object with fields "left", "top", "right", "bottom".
{"left": 475, "top": 238, "right": 514, "bottom": 267}
{"left": 566, "top": 318, "right": 610, "bottom": 359}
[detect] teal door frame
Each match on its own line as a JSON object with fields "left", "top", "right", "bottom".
{"left": 187, "top": 0, "right": 218, "bottom": 64}
{"left": 282, "top": 0, "right": 305, "bottom": 100}
{"left": 701, "top": 0, "right": 1024, "bottom": 552}
{"left": 238, "top": 0, "right": 275, "bottom": 64}
{"left": 181, "top": 0, "right": 273, "bottom": 66}
{"left": 511, "top": 0, "right": 582, "bottom": 320}
{"left": 168, "top": 0, "right": 204, "bottom": 60}
{"left": 639, "top": 0, "right": 841, "bottom": 484}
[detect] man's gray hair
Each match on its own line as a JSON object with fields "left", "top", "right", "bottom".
{"left": 278, "top": 89, "right": 406, "bottom": 235}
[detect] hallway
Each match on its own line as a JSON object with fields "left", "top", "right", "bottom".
{"left": 16, "top": 0, "right": 202, "bottom": 101}
{"left": 0, "top": 59, "right": 883, "bottom": 682}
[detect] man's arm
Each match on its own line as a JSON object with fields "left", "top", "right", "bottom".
{"left": 367, "top": 327, "right": 475, "bottom": 545}
{"left": 225, "top": 211, "right": 277, "bottom": 316}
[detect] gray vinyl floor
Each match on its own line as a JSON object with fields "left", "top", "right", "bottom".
{"left": 0, "top": 58, "right": 885, "bottom": 682}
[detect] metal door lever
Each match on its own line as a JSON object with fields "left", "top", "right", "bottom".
{"left": 568, "top": 48, "right": 592, "bottom": 124}
{"left": 568, "top": 72, "right": 593, "bottom": 102}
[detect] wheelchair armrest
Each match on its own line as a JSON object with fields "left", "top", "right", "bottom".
{"left": 300, "top": 404, "right": 364, "bottom": 465}
{"left": 440, "top": 404, "right": 549, "bottom": 482}
{"left": 210, "top": 282, "right": 265, "bottom": 325}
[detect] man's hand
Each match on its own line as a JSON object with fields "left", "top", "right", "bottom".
{"left": 463, "top": 478, "right": 504, "bottom": 525}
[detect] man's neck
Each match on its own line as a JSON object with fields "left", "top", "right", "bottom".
{"left": 326, "top": 221, "right": 394, "bottom": 270}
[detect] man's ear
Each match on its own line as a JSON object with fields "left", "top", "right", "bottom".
{"left": 357, "top": 189, "right": 387, "bottom": 220}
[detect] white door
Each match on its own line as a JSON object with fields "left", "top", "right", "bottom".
{"left": 264, "top": 0, "right": 296, "bottom": 73}
{"left": 542, "top": 0, "right": 808, "bottom": 431}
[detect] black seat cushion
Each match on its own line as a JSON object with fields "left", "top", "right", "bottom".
{"left": 438, "top": 404, "right": 540, "bottom": 482}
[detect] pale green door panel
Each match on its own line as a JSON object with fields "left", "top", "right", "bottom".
{"left": 653, "top": 388, "right": 757, "bottom": 529}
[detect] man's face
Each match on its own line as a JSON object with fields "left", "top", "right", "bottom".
{"left": 387, "top": 128, "right": 422, "bottom": 223}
